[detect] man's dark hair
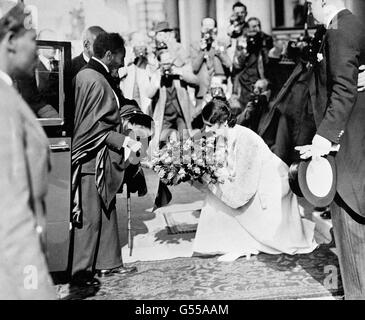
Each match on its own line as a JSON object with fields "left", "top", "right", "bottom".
{"left": 202, "top": 97, "right": 237, "bottom": 128}
{"left": 232, "top": 2, "right": 247, "bottom": 12}
{"left": 93, "top": 32, "right": 125, "bottom": 59}
{"left": 87, "top": 26, "right": 105, "bottom": 37}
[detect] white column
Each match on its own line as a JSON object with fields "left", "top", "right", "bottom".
{"left": 165, "top": 0, "right": 179, "bottom": 29}
{"left": 178, "top": 0, "right": 207, "bottom": 49}
{"left": 283, "top": 0, "right": 294, "bottom": 28}
{"left": 178, "top": 0, "right": 188, "bottom": 48}
{"left": 216, "top": 0, "right": 226, "bottom": 37}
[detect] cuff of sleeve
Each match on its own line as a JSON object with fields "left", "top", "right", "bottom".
{"left": 317, "top": 125, "right": 344, "bottom": 145}
{"left": 123, "top": 136, "right": 131, "bottom": 149}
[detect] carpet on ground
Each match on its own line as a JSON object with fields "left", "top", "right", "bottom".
{"left": 83, "top": 244, "right": 343, "bottom": 300}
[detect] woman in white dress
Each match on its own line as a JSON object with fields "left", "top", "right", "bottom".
{"left": 193, "top": 98, "right": 317, "bottom": 262}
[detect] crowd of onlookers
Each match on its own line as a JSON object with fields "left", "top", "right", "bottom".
{"left": 101, "top": 1, "right": 300, "bottom": 164}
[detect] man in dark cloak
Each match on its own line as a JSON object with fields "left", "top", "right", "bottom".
{"left": 71, "top": 32, "right": 142, "bottom": 283}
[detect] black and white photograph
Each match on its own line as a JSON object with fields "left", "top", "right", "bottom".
{"left": 1, "top": 0, "right": 365, "bottom": 305}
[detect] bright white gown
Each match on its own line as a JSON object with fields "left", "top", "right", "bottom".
{"left": 192, "top": 125, "right": 318, "bottom": 260}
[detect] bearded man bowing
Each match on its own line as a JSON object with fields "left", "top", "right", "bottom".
{"left": 297, "top": 0, "right": 365, "bottom": 300}
{"left": 72, "top": 33, "right": 141, "bottom": 283}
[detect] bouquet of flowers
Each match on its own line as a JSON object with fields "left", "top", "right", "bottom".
{"left": 147, "top": 133, "right": 228, "bottom": 186}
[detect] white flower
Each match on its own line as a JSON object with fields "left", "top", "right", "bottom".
{"left": 317, "top": 53, "right": 324, "bottom": 63}
{"left": 167, "top": 172, "right": 175, "bottom": 180}
{"left": 158, "top": 170, "right": 166, "bottom": 178}
{"left": 164, "top": 157, "right": 173, "bottom": 164}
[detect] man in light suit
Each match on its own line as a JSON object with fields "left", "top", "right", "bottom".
{"left": 297, "top": 0, "right": 365, "bottom": 299}
{"left": 119, "top": 32, "right": 160, "bottom": 115}
{"left": 0, "top": 3, "right": 56, "bottom": 299}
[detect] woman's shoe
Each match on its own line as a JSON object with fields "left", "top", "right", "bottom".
{"left": 218, "top": 252, "right": 248, "bottom": 262}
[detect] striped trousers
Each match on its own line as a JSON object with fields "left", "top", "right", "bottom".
{"left": 331, "top": 196, "right": 365, "bottom": 300}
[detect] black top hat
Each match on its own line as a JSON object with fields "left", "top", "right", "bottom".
{"left": 289, "top": 154, "right": 337, "bottom": 207}
{"left": 153, "top": 21, "right": 173, "bottom": 33}
{"left": 120, "top": 100, "right": 154, "bottom": 129}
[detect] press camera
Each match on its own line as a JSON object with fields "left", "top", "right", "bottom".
{"left": 201, "top": 29, "right": 215, "bottom": 48}
{"left": 230, "top": 12, "right": 246, "bottom": 27}
{"left": 160, "top": 62, "right": 173, "bottom": 77}
{"left": 133, "top": 45, "right": 148, "bottom": 59}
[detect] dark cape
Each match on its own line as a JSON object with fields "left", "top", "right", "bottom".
{"left": 72, "top": 59, "right": 126, "bottom": 225}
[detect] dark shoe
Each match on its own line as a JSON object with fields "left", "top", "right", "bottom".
{"left": 59, "top": 278, "right": 100, "bottom": 300}
{"left": 96, "top": 265, "right": 138, "bottom": 278}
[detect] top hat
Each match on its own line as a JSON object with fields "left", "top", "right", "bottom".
{"left": 289, "top": 154, "right": 337, "bottom": 207}
{"left": 153, "top": 21, "right": 173, "bottom": 33}
{"left": 120, "top": 100, "right": 154, "bottom": 129}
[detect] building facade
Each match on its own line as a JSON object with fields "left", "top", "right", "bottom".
{"left": 3, "top": 0, "right": 365, "bottom": 56}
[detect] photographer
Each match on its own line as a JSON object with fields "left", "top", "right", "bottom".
{"left": 227, "top": 2, "right": 248, "bottom": 71}
{"left": 232, "top": 17, "right": 273, "bottom": 111}
{"left": 149, "top": 48, "right": 199, "bottom": 210}
{"left": 150, "top": 49, "right": 198, "bottom": 151}
{"left": 237, "top": 78, "right": 282, "bottom": 151}
{"left": 227, "top": 2, "right": 248, "bottom": 40}
{"left": 120, "top": 32, "right": 160, "bottom": 115}
{"left": 191, "top": 18, "right": 232, "bottom": 119}
{"left": 153, "top": 21, "right": 190, "bottom": 69}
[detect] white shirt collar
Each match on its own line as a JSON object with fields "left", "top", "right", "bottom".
{"left": 327, "top": 7, "right": 347, "bottom": 28}
{"left": 39, "top": 54, "right": 52, "bottom": 71}
{"left": 91, "top": 57, "right": 120, "bottom": 109}
{"left": 91, "top": 56, "right": 109, "bottom": 73}
{"left": 83, "top": 52, "right": 90, "bottom": 63}
{"left": 0, "top": 69, "right": 13, "bottom": 86}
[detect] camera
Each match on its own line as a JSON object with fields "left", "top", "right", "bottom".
{"left": 133, "top": 45, "right": 148, "bottom": 59}
{"left": 230, "top": 13, "right": 246, "bottom": 27}
{"left": 160, "top": 62, "right": 173, "bottom": 77}
{"left": 247, "top": 89, "right": 269, "bottom": 110}
{"left": 201, "top": 29, "right": 215, "bottom": 47}
{"left": 210, "top": 86, "right": 226, "bottom": 99}
{"left": 246, "top": 32, "right": 264, "bottom": 54}
{"left": 248, "top": 92, "right": 261, "bottom": 105}
{"left": 285, "top": 31, "right": 314, "bottom": 63}
{"left": 155, "top": 40, "right": 168, "bottom": 53}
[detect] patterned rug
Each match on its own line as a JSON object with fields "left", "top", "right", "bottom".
{"left": 82, "top": 244, "right": 343, "bottom": 300}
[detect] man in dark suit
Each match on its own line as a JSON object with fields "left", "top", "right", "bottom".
{"left": 297, "top": 0, "right": 365, "bottom": 299}
{"left": 71, "top": 26, "right": 105, "bottom": 79}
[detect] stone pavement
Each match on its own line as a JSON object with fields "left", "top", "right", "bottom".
{"left": 116, "top": 169, "right": 333, "bottom": 264}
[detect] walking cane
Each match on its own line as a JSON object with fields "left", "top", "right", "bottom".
{"left": 127, "top": 187, "right": 133, "bottom": 257}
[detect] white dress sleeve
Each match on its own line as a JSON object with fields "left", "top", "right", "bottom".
{"left": 208, "top": 127, "right": 263, "bottom": 209}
